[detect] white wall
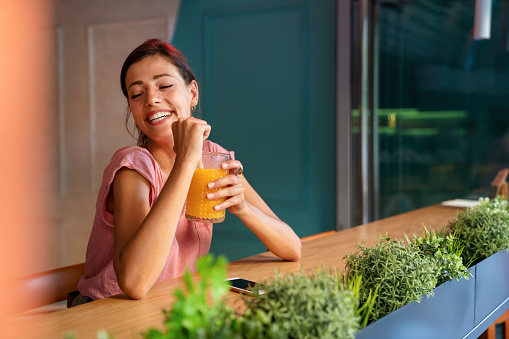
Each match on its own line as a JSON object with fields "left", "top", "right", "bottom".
{"left": 45, "top": 0, "right": 180, "bottom": 271}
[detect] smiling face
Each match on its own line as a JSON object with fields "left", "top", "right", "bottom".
{"left": 125, "top": 54, "right": 199, "bottom": 144}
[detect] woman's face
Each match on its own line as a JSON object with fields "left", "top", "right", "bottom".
{"left": 125, "top": 54, "right": 198, "bottom": 143}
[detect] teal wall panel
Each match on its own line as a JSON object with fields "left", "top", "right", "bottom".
{"left": 174, "top": 0, "right": 336, "bottom": 262}
{"left": 204, "top": 5, "right": 307, "bottom": 207}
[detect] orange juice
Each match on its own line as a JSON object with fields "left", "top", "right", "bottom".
{"left": 185, "top": 168, "right": 228, "bottom": 222}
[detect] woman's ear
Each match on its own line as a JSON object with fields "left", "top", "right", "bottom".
{"left": 190, "top": 80, "right": 199, "bottom": 107}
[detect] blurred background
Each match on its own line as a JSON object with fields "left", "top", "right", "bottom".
{"left": 0, "top": 0, "right": 54, "bottom": 331}
{"left": 2, "top": 0, "right": 509, "bottom": 283}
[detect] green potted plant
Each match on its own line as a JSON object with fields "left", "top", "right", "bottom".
{"left": 142, "top": 255, "right": 240, "bottom": 339}
{"left": 447, "top": 196, "right": 509, "bottom": 265}
{"left": 405, "top": 226, "right": 472, "bottom": 286}
{"left": 343, "top": 234, "right": 439, "bottom": 324}
{"left": 239, "top": 269, "right": 374, "bottom": 339}
{"left": 138, "top": 256, "right": 373, "bottom": 339}
{"left": 448, "top": 196, "right": 509, "bottom": 327}
{"left": 346, "top": 230, "right": 473, "bottom": 338}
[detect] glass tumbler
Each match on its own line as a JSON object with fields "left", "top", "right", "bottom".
{"left": 185, "top": 152, "right": 230, "bottom": 223}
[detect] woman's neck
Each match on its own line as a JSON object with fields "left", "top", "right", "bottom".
{"left": 144, "top": 139, "right": 176, "bottom": 177}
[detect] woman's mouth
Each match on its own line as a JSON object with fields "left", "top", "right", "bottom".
{"left": 147, "top": 111, "right": 172, "bottom": 123}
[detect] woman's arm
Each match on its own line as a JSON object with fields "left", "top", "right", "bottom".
{"left": 113, "top": 118, "right": 210, "bottom": 299}
{"left": 236, "top": 175, "right": 302, "bottom": 261}
{"left": 112, "top": 158, "right": 196, "bottom": 300}
{"left": 208, "top": 165, "right": 302, "bottom": 261}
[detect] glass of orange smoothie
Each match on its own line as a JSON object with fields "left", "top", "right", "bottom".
{"left": 185, "top": 152, "right": 230, "bottom": 223}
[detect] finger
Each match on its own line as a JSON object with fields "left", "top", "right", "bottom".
{"left": 181, "top": 116, "right": 208, "bottom": 124}
{"left": 202, "top": 123, "right": 211, "bottom": 140}
{"left": 184, "top": 118, "right": 210, "bottom": 138}
{"left": 172, "top": 118, "right": 210, "bottom": 137}
{"left": 207, "top": 186, "right": 245, "bottom": 200}
{"left": 171, "top": 118, "right": 211, "bottom": 157}
{"left": 207, "top": 174, "right": 241, "bottom": 190}
{"left": 221, "top": 160, "right": 242, "bottom": 172}
{"left": 213, "top": 194, "right": 245, "bottom": 211}
{"left": 172, "top": 116, "right": 208, "bottom": 128}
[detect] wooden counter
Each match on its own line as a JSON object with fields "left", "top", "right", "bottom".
{"left": 9, "top": 204, "right": 461, "bottom": 338}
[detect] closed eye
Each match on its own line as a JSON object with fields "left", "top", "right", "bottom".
{"left": 160, "top": 85, "right": 173, "bottom": 89}
{"left": 130, "top": 93, "right": 143, "bottom": 99}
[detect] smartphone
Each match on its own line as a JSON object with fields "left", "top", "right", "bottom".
{"left": 226, "top": 277, "right": 267, "bottom": 295}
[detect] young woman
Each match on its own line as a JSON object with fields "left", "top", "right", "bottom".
{"left": 74, "top": 39, "right": 301, "bottom": 304}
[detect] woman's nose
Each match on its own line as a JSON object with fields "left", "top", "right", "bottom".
{"left": 145, "top": 88, "right": 161, "bottom": 106}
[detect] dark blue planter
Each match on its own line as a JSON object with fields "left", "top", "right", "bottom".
{"left": 356, "top": 250, "right": 509, "bottom": 339}
{"left": 355, "top": 268, "right": 476, "bottom": 339}
{"left": 475, "top": 250, "right": 509, "bottom": 324}
{"left": 462, "top": 250, "right": 509, "bottom": 338}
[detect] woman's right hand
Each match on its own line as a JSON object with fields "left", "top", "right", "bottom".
{"left": 171, "top": 117, "right": 211, "bottom": 165}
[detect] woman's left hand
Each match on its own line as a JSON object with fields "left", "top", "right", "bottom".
{"left": 206, "top": 160, "right": 246, "bottom": 214}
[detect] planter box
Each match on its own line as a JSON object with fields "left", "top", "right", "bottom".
{"left": 462, "top": 250, "right": 509, "bottom": 338}
{"left": 475, "top": 249, "right": 509, "bottom": 324}
{"left": 355, "top": 268, "right": 476, "bottom": 339}
{"left": 356, "top": 250, "right": 509, "bottom": 339}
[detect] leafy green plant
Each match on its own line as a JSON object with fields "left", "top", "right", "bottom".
{"left": 143, "top": 254, "right": 240, "bottom": 339}
{"left": 448, "top": 196, "right": 509, "bottom": 264}
{"left": 238, "top": 269, "right": 370, "bottom": 339}
{"left": 344, "top": 273, "right": 378, "bottom": 329}
{"left": 406, "top": 226, "right": 471, "bottom": 286}
{"left": 344, "top": 235, "right": 438, "bottom": 323}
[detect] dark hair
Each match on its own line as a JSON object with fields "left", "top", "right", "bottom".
{"left": 120, "top": 38, "right": 197, "bottom": 145}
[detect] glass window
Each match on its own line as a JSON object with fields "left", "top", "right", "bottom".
{"left": 353, "top": 0, "right": 509, "bottom": 222}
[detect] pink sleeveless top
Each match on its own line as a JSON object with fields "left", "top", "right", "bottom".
{"left": 77, "top": 140, "right": 234, "bottom": 300}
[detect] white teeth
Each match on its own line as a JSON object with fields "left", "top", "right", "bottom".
{"left": 148, "top": 112, "right": 171, "bottom": 122}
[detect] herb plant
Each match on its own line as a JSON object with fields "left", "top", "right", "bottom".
{"left": 238, "top": 269, "right": 369, "bottom": 339}
{"left": 448, "top": 196, "right": 509, "bottom": 264}
{"left": 406, "top": 226, "right": 471, "bottom": 286}
{"left": 143, "top": 255, "right": 240, "bottom": 339}
{"left": 344, "top": 235, "right": 438, "bottom": 323}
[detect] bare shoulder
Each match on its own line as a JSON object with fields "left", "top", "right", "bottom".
{"left": 113, "top": 168, "right": 151, "bottom": 200}
{"left": 106, "top": 168, "right": 151, "bottom": 216}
